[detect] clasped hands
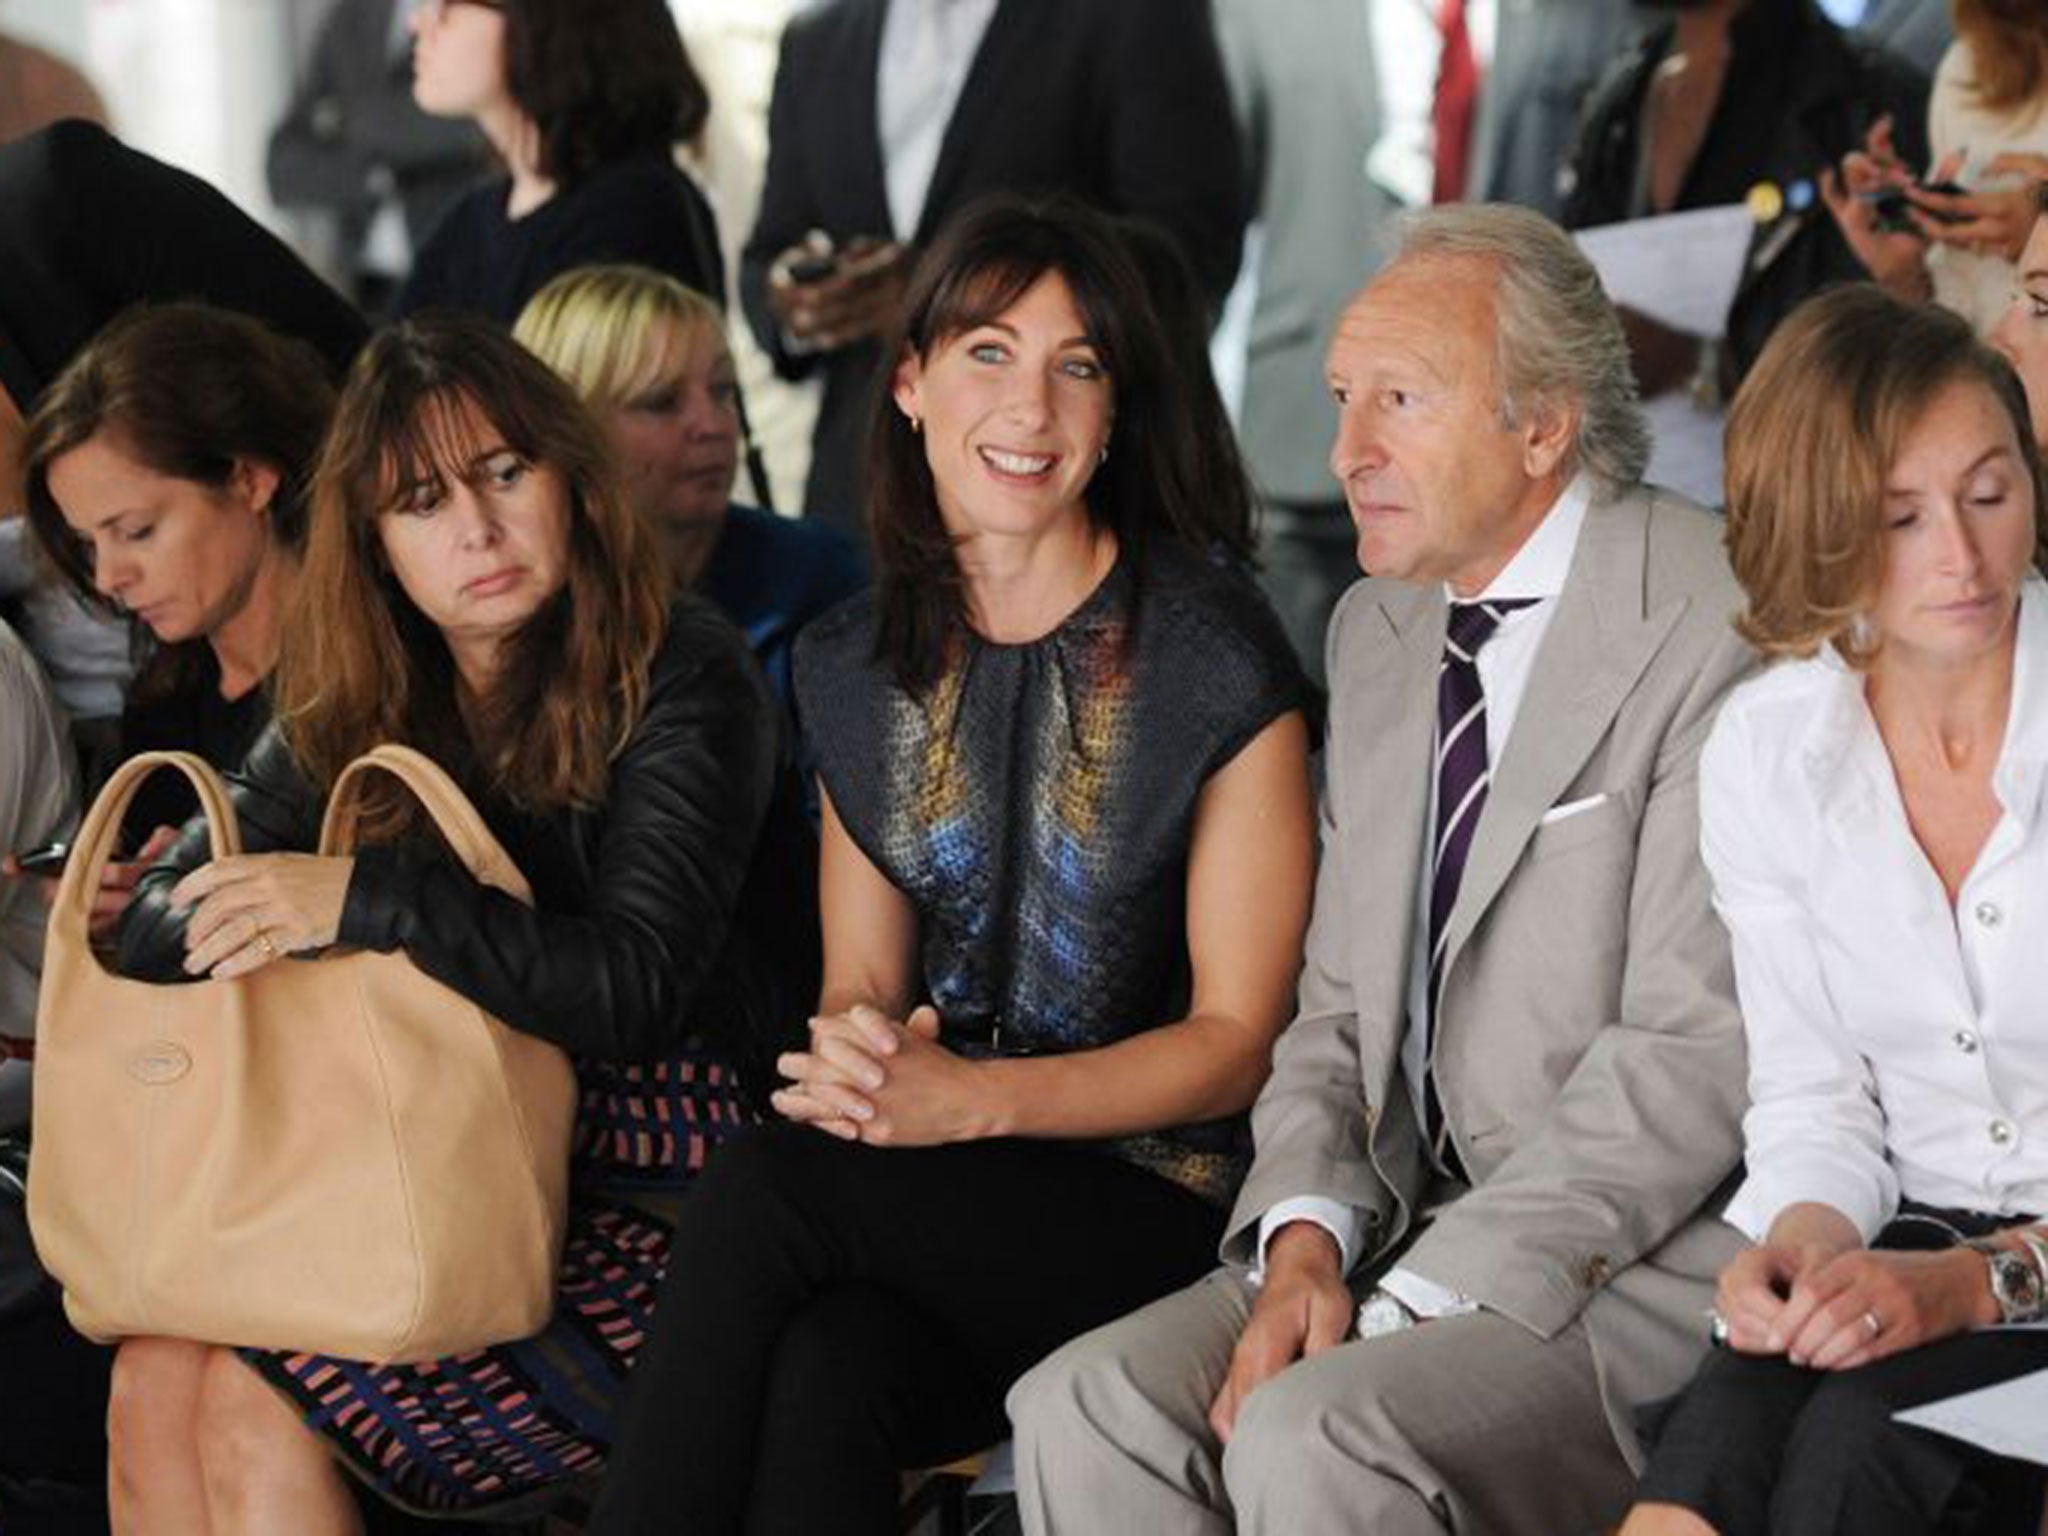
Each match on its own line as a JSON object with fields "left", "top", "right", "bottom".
{"left": 1713, "top": 1239, "right": 1996, "bottom": 1373}
{"left": 772, "top": 1003, "right": 994, "bottom": 1147}
{"left": 170, "top": 853, "right": 354, "bottom": 979}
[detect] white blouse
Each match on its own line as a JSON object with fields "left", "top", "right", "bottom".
{"left": 1710, "top": 580, "right": 2048, "bottom": 1244}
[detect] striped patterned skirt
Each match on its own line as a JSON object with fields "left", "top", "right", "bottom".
{"left": 242, "top": 1049, "right": 758, "bottom": 1517}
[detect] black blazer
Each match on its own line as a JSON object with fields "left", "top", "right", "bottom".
{"left": 0, "top": 120, "right": 367, "bottom": 409}
{"left": 741, "top": 0, "right": 1248, "bottom": 539}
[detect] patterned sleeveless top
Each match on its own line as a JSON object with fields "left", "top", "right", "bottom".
{"left": 795, "top": 540, "right": 1310, "bottom": 1204}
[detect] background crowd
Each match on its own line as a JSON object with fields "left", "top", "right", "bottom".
{"left": 3, "top": 0, "right": 2048, "bottom": 1534}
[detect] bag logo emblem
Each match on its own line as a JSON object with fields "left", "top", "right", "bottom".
{"left": 128, "top": 1043, "right": 191, "bottom": 1085}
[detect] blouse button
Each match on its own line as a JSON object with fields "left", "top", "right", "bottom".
{"left": 1953, "top": 1028, "right": 1980, "bottom": 1055}
{"left": 1974, "top": 901, "right": 2003, "bottom": 929}
{"left": 1990, "top": 1118, "right": 2016, "bottom": 1147}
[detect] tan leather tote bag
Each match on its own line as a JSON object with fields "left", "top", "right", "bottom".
{"left": 27, "top": 746, "right": 577, "bottom": 1362}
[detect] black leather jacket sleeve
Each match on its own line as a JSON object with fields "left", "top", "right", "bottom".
{"left": 117, "top": 604, "right": 783, "bottom": 1064}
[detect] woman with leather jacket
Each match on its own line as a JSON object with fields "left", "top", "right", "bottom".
{"left": 98, "top": 314, "right": 816, "bottom": 1533}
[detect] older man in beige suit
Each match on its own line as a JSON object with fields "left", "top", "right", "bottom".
{"left": 1007, "top": 204, "right": 1756, "bottom": 1535}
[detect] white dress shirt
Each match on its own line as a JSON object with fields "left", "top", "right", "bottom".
{"left": 1713, "top": 578, "right": 2048, "bottom": 1244}
{"left": 875, "top": 0, "right": 999, "bottom": 241}
{"left": 1258, "top": 475, "right": 1593, "bottom": 1312}
{"left": 1366, "top": 0, "right": 1498, "bottom": 207}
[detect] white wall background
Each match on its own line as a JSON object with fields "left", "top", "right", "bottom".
{"left": 1, "top": 0, "right": 294, "bottom": 229}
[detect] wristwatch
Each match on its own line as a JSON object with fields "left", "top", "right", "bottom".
{"left": 1967, "top": 1237, "right": 2048, "bottom": 1324}
{"left": 1356, "top": 1289, "right": 1419, "bottom": 1339}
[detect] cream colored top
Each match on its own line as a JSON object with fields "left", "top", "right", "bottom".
{"left": 1927, "top": 39, "right": 2048, "bottom": 336}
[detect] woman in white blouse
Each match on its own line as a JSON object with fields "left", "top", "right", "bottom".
{"left": 1622, "top": 286, "right": 2048, "bottom": 1536}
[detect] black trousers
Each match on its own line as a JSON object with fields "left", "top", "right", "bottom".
{"left": 0, "top": 1297, "right": 112, "bottom": 1536}
{"left": 1637, "top": 1206, "right": 2048, "bottom": 1536}
{"left": 585, "top": 1125, "right": 1224, "bottom": 1536}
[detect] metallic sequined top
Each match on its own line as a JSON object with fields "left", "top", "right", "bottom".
{"left": 796, "top": 540, "right": 1309, "bottom": 1203}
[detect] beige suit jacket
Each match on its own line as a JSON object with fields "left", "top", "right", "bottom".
{"left": 1224, "top": 483, "right": 1756, "bottom": 1463}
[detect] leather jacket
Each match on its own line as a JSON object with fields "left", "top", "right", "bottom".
{"left": 118, "top": 597, "right": 820, "bottom": 1088}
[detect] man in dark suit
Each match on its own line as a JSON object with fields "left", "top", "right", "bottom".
{"left": 742, "top": 0, "right": 1247, "bottom": 538}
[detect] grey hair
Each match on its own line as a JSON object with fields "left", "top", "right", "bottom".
{"left": 1388, "top": 203, "right": 1651, "bottom": 496}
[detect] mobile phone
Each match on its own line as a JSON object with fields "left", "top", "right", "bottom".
{"left": 786, "top": 252, "right": 840, "bottom": 284}
{"left": 11, "top": 841, "right": 68, "bottom": 876}
{"left": 1868, "top": 180, "right": 1970, "bottom": 235}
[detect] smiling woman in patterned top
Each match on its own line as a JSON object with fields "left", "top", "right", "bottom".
{"left": 587, "top": 194, "right": 1317, "bottom": 1536}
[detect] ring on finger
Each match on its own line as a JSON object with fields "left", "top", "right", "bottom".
{"left": 1862, "top": 1309, "right": 1883, "bottom": 1340}
{"left": 1707, "top": 1310, "right": 1730, "bottom": 1348}
{"left": 254, "top": 927, "right": 278, "bottom": 960}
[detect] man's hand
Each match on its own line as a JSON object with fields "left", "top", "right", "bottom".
{"left": 1209, "top": 1222, "right": 1351, "bottom": 1443}
{"left": 767, "top": 236, "right": 911, "bottom": 353}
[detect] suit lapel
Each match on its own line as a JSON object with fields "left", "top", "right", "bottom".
{"left": 915, "top": 0, "right": 1030, "bottom": 240}
{"left": 1439, "top": 491, "right": 1686, "bottom": 974}
{"left": 1349, "top": 585, "right": 1442, "bottom": 1092}
{"left": 843, "top": 0, "right": 894, "bottom": 236}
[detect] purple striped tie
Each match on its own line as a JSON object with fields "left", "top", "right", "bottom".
{"left": 1425, "top": 597, "right": 1537, "bottom": 1168}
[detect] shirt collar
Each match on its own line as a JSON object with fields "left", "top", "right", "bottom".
{"left": 1451, "top": 471, "right": 1592, "bottom": 607}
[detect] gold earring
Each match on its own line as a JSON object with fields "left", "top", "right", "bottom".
{"left": 908, "top": 413, "right": 923, "bottom": 435}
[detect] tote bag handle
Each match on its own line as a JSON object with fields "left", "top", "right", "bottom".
{"left": 51, "top": 752, "right": 241, "bottom": 948}
{"left": 319, "top": 745, "right": 531, "bottom": 905}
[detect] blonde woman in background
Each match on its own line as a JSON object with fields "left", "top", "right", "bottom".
{"left": 515, "top": 264, "right": 864, "bottom": 718}
{"left": 1828, "top": 0, "right": 2048, "bottom": 333}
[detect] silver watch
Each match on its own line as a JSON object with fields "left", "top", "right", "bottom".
{"left": 1968, "top": 1238, "right": 2048, "bottom": 1324}
{"left": 1356, "top": 1288, "right": 1419, "bottom": 1340}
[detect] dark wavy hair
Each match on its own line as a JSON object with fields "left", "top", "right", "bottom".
{"left": 503, "top": 0, "right": 708, "bottom": 183}
{"left": 865, "top": 193, "right": 1256, "bottom": 693}
{"left": 22, "top": 301, "right": 335, "bottom": 610}
{"left": 275, "top": 314, "right": 668, "bottom": 835}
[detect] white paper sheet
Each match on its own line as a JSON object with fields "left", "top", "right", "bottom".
{"left": 1574, "top": 205, "right": 1755, "bottom": 339}
{"left": 1894, "top": 1366, "right": 2048, "bottom": 1465}
{"left": 1642, "top": 393, "right": 1728, "bottom": 510}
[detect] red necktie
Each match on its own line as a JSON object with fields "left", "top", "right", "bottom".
{"left": 1432, "top": 0, "right": 1478, "bottom": 204}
